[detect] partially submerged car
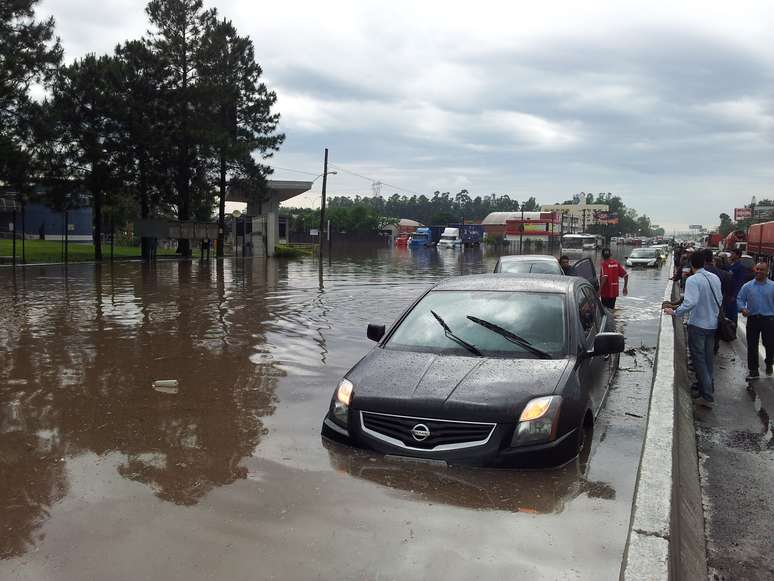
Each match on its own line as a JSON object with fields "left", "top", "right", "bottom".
{"left": 494, "top": 255, "right": 598, "bottom": 291}
{"left": 625, "top": 247, "right": 661, "bottom": 267}
{"left": 321, "top": 274, "right": 624, "bottom": 468}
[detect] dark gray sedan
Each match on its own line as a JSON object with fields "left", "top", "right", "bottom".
{"left": 321, "top": 274, "right": 624, "bottom": 468}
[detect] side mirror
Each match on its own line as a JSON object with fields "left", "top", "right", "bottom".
{"left": 624, "top": 256, "right": 628, "bottom": 259}
{"left": 590, "top": 332, "right": 625, "bottom": 357}
{"left": 367, "top": 324, "right": 386, "bottom": 342}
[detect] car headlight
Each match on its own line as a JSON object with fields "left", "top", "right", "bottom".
{"left": 511, "top": 395, "right": 562, "bottom": 446}
{"left": 648, "top": 260, "right": 656, "bottom": 266}
{"left": 331, "top": 379, "right": 353, "bottom": 427}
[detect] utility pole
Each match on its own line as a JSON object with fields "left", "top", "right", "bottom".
{"left": 318, "top": 147, "right": 329, "bottom": 260}
{"left": 11, "top": 206, "right": 16, "bottom": 268}
{"left": 21, "top": 199, "right": 25, "bottom": 264}
{"left": 519, "top": 208, "right": 524, "bottom": 253}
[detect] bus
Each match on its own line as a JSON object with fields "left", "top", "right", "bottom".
{"left": 561, "top": 233, "right": 597, "bottom": 253}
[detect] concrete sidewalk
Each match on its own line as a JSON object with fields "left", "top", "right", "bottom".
{"left": 677, "top": 320, "right": 774, "bottom": 580}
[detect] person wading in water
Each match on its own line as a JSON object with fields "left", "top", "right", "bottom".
{"left": 599, "top": 248, "right": 629, "bottom": 309}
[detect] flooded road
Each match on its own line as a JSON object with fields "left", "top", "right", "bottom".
{"left": 0, "top": 246, "right": 670, "bottom": 580}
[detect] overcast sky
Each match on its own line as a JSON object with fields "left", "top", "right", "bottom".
{"left": 39, "top": 0, "right": 774, "bottom": 231}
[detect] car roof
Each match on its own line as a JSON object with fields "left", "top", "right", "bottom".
{"left": 496, "top": 254, "right": 559, "bottom": 263}
{"left": 432, "top": 273, "right": 580, "bottom": 293}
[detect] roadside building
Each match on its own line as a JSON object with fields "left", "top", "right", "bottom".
{"left": 398, "top": 218, "right": 423, "bottom": 235}
{"left": 227, "top": 180, "right": 312, "bottom": 257}
{"left": 542, "top": 195, "right": 609, "bottom": 233}
{"left": 482, "top": 211, "right": 559, "bottom": 243}
{"left": 1, "top": 189, "right": 93, "bottom": 242}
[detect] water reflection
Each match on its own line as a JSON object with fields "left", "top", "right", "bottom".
{"left": 0, "top": 243, "right": 660, "bottom": 561}
{"left": 0, "top": 260, "right": 285, "bottom": 557}
{"left": 324, "top": 434, "right": 615, "bottom": 514}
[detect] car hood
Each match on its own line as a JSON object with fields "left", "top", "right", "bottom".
{"left": 629, "top": 257, "right": 655, "bottom": 262}
{"left": 347, "top": 348, "right": 570, "bottom": 422}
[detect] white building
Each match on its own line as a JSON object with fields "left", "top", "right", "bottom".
{"left": 227, "top": 180, "right": 312, "bottom": 257}
{"left": 542, "top": 195, "right": 609, "bottom": 232}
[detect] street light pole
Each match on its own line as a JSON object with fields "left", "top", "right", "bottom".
{"left": 318, "top": 147, "right": 329, "bottom": 260}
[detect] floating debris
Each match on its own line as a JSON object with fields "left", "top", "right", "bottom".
{"left": 6, "top": 379, "right": 29, "bottom": 386}
{"left": 152, "top": 379, "right": 179, "bottom": 394}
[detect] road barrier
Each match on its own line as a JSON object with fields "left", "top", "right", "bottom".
{"left": 620, "top": 280, "right": 708, "bottom": 580}
{"left": 620, "top": 282, "right": 675, "bottom": 579}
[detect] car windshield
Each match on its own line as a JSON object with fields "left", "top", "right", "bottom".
{"left": 386, "top": 291, "right": 566, "bottom": 357}
{"left": 562, "top": 237, "right": 586, "bottom": 249}
{"left": 412, "top": 233, "right": 428, "bottom": 239}
{"left": 498, "top": 260, "right": 562, "bottom": 274}
{"left": 630, "top": 248, "right": 656, "bottom": 258}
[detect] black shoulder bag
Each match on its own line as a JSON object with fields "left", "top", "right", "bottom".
{"left": 701, "top": 272, "right": 736, "bottom": 341}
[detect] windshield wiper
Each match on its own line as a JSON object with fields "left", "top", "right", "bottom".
{"left": 430, "top": 310, "right": 483, "bottom": 357}
{"left": 466, "top": 315, "right": 552, "bottom": 359}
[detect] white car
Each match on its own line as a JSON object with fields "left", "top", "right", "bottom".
{"left": 625, "top": 248, "right": 661, "bottom": 267}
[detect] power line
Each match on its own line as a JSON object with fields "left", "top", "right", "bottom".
{"left": 270, "top": 165, "right": 320, "bottom": 177}
{"left": 330, "top": 164, "right": 426, "bottom": 197}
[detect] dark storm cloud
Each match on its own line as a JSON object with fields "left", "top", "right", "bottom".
{"left": 38, "top": 0, "right": 774, "bottom": 227}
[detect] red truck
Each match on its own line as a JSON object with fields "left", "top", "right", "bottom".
{"left": 747, "top": 221, "right": 774, "bottom": 261}
{"left": 703, "top": 232, "right": 723, "bottom": 248}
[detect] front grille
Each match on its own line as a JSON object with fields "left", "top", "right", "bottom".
{"left": 360, "top": 411, "right": 495, "bottom": 450}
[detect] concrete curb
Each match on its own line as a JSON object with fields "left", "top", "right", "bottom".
{"left": 620, "top": 282, "right": 675, "bottom": 580}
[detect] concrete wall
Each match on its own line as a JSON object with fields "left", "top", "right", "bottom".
{"left": 620, "top": 281, "right": 707, "bottom": 580}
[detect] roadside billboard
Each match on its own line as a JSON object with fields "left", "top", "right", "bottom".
{"left": 734, "top": 208, "right": 752, "bottom": 220}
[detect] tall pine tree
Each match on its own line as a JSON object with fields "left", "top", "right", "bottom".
{"left": 0, "top": 0, "right": 62, "bottom": 193}
{"left": 198, "top": 18, "right": 284, "bottom": 256}
{"left": 145, "top": 0, "right": 216, "bottom": 256}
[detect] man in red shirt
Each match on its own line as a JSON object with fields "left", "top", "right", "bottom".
{"left": 599, "top": 247, "right": 629, "bottom": 308}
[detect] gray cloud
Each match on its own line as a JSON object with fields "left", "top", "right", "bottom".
{"left": 39, "top": 0, "right": 774, "bottom": 229}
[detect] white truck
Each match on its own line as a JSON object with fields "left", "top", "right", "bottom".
{"left": 437, "top": 227, "right": 462, "bottom": 248}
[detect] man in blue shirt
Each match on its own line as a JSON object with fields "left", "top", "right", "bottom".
{"left": 736, "top": 261, "right": 774, "bottom": 379}
{"left": 728, "top": 249, "right": 753, "bottom": 318}
{"left": 664, "top": 252, "right": 721, "bottom": 407}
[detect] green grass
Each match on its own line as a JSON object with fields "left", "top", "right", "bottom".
{"left": 0, "top": 239, "right": 192, "bottom": 264}
{"left": 274, "top": 243, "right": 315, "bottom": 258}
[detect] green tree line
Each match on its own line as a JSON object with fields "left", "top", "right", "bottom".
{"left": 285, "top": 191, "right": 664, "bottom": 238}
{"left": 1, "top": 0, "right": 284, "bottom": 259}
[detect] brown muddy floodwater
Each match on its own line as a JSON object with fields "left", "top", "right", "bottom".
{"left": 0, "top": 245, "right": 670, "bottom": 580}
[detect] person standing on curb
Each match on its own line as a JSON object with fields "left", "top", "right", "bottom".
{"left": 599, "top": 248, "right": 628, "bottom": 309}
{"left": 728, "top": 249, "right": 753, "bottom": 321}
{"left": 703, "top": 249, "right": 734, "bottom": 353}
{"left": 664, "top": 251, "right": 721, "bottom": 408}
{"left": 736, "top": 261, "right": 774, "bottom": 380}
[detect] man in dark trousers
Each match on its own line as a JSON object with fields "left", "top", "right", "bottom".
{"left": 737, "top": 261, "right": 774, "bottom": 380}
{"left": 728, "top": 249, "right": 753, "bottom": 322}
{"left": 664, "top": 251, "right": 721, "bottom": 407}
{"left": 703, "top": 249, "right": 734, "bottom": 353}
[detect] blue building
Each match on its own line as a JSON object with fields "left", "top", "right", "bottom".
{"left": 1, "top": 199, "right": 93, "bottom": 242}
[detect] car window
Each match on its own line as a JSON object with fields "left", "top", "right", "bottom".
{"left": 577, "top": 288, "right": 595, "bottom": 339}
{"left": 386, "top": 290, "right": 567, "bottom": 357}
{"left": 499, "top": 261, "right": 561, "bottom": 274}
{"left": 573, "top": 258, "right": 596, "bottom": 283}
{"left": 583, "top": 286, "right": 602, "bottom": 330}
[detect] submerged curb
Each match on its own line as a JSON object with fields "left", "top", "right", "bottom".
{"left": 621, "top": 282, "right": 675, "bottom": 580}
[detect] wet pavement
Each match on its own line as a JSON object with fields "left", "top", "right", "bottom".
{"left": 685, "top": 320, "right": 774, "bottom": 580}
{"left": 1, "top": 245, "right": 670, "bottom": 580}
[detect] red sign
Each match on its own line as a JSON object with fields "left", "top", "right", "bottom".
{"left": 735, "top": 207, "right": 752, "bottom": 220}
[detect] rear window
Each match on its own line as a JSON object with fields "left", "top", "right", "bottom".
{"left": 498, "top": 261, "right": 561, "bottom": 274}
